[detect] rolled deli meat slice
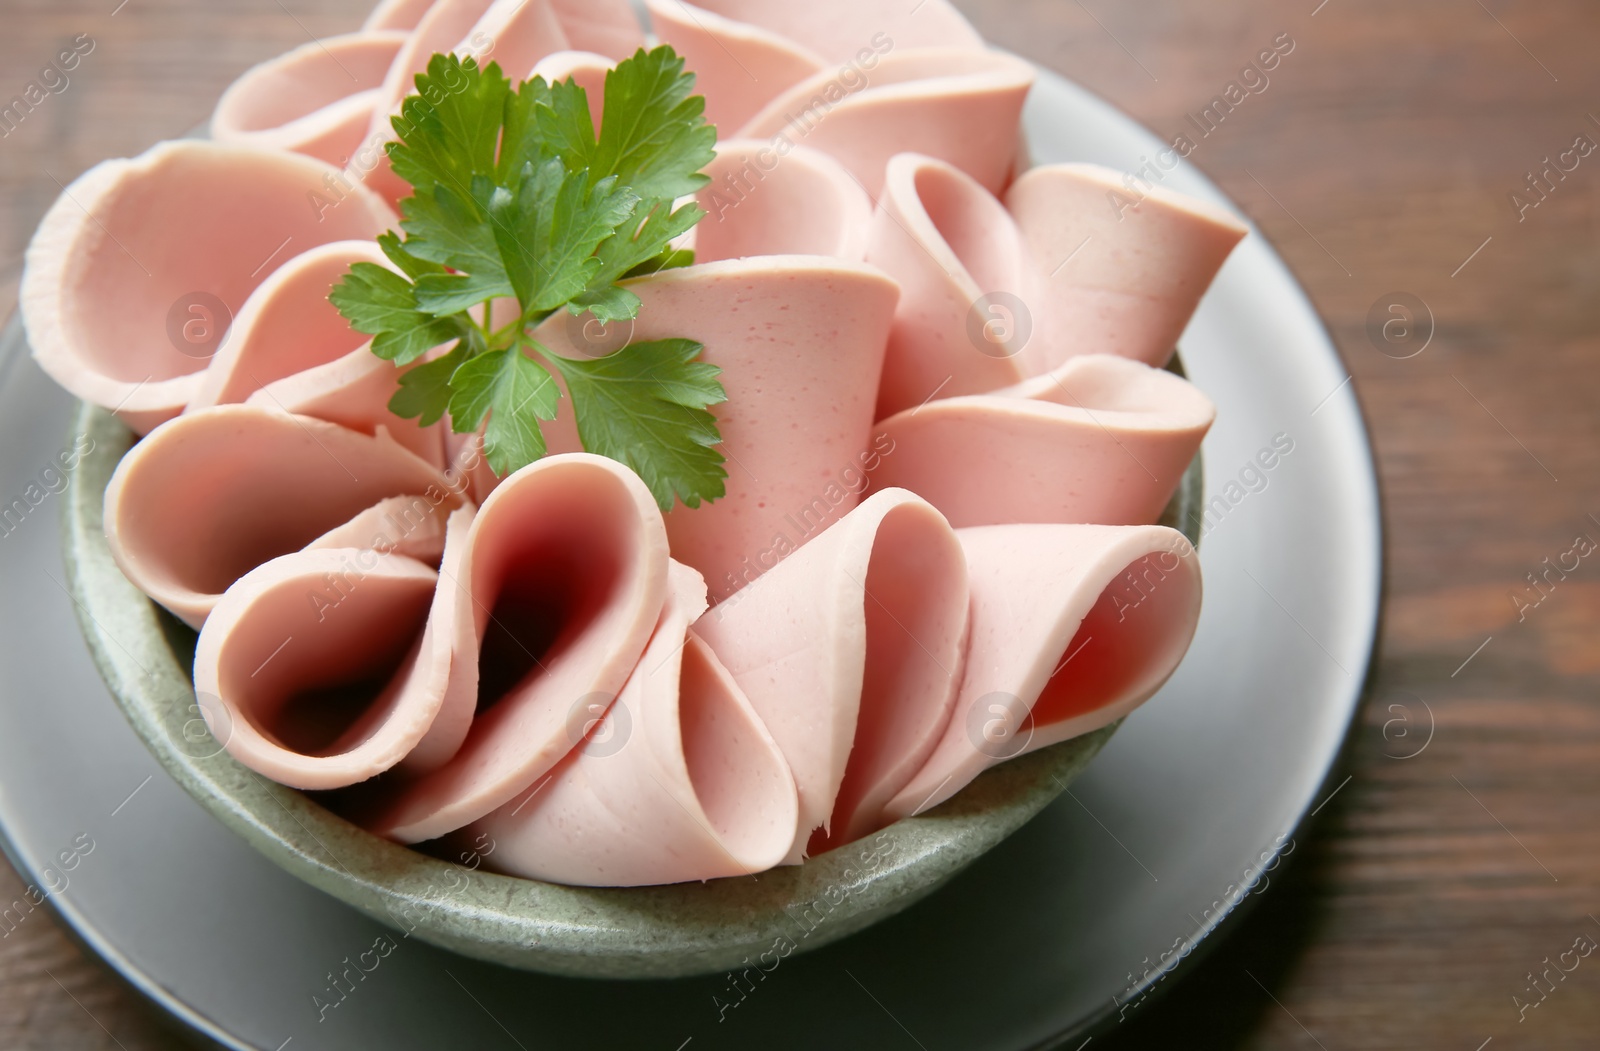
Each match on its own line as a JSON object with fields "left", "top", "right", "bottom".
{"left": 360, "top": 453, "right": 671, "bottom": 843}
{"left": 245, "top": 345, "right": 451, "bottom": 470}
{"left": 211, "top": 30, "right": 409, "bottom": 167}
{"left": 1004, "top": 163, "right": 1249, "bottom": 374}
{"left": 867, "top": 153, "right": 1035, "bottom": 417}
{"left": 886, "top": 524, "right": 1201, "bottom": 819}
{"left": 193, "top": 508, "right": 477, "bottom": 789}
{"left": 540, "top": 0, "right": 644, "bottom": 61}
{"left": 866, "top": 154, "right": 1248, "bottom": 415}
{"left": 304, "top": 493, "right": 455, "bottom": 567}
{"left": 694, "top": 139, "right": 874, "bottom": 264}
{"left": 104, "top": 405, "right": 457, "bottom": 627}
{"left": 187, "top": 241, "right": 391, "bottom": 413}
{"left": 364, "top": 0, "right": 435, "bottom": 31}
{"left": 360, "top": 0, "right": 644, "bottom": 199}
{"left": 645, "top": 0, "right": 982, "bottom": 133}
{"left": 532, "top": 256, "right": 900, "bottom": 603}
{"left": 696, "top": 488, "right": 968, "bottom": 861}
{"left": 866, "top": 354, "right": 1215, "bottom": 529}
{"left": 473, "top": 561, "right": 799, "bottom": 886}
{"left": 21, "top": 141, "right": 396, "bottom": 433}
{"left": 738, "top": 49, "right": 1034, "bottom": 201}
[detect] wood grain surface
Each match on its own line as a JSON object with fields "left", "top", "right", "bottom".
{"left": 3, "top": 0, "right": 1598, "bottom": 1047}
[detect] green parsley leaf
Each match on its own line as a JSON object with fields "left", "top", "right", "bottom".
{"left": 376, "top": 230, "right": 445, "bottom": 280}
{"left": 592, "top": 47, "right": 717, "bottom": 200}
{"left": 402, "top": 183, "right": 515, "bottom": 314}
{"left": 623, "top": 247, "right": 696, "bottom": 279}
{"left": 331, "top": 45, "right": 726, "bottom": 506}
{"left": 447, "top": 345, "right": 562, "bottom": 475}
{"left": 389, "top": 342, "right": 469, "bottom": 426}
{"left": 547, "top": 338, "right": 727, "bottom": 510}
{"left": 487, "top": 159, "right": 638, "bottom": 313}
{"left": 329, "top": 262, "right": 464, "bottom": 366}
{"left": 388, "top": 54, "right": 511, "bottom": 198}
{"left": 500, "top": 76, "right": 593, "bottom": 183}
{"left": 572, "top": 199, "right": 704, "bottom": 321}
{"left": 567, "top": 284, "right": 640, "bottom": 324}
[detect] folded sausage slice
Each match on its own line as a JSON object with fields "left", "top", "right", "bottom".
{"left": 529, "top": 50, "right": 610, "bottom": 124}
{"left": 187, "top": 241, "right": 389, "bottom": 413}
{"left": 364, "top": 0, "right": 435, "bottom": 31}
{"left": 695, "top": 140, "right": 873, "bottom": 263}
{"left": 305, "top": 493, "right": 454, "bottom": 567}
{"left": 211, "top": 30, "right": 408, "bottom": 167}
{"left": 245, "top": 345, "right": 449, "bottom": 470}
{"left": 866, "top": 154, "right": 1247, "bottom": 415}
{"left": 532, "top": 256, "right": 899, "bottom": 603}
{"left": 646, "top": 0, "right": 982, "bottom": 132}
{"left": 473, "top": 561, "right": 798, "bottom": 886}
{"left": 886, "top": 524, "right": 1201, "bottom": 820}
{"left": 696, "top": 489, "right": 968, "bottom": 861}
{"left": 867, "top": 153, "right": 1034, "bottom": 417}
{"left": 360, "top": 453, "right": 671, "bottom": 843}
{"left": 20, "top": 141, "right": 396, "bottom": 434}
{"left": 739, "top": 50, "right": 1034, "bottom": 200}
{"left": 193, "top": 507, "right": 477, "bottom": 790}
{"left": 1005, "top": 163, "right": 1248, "bottom": 374}
{"left": 541, "top": 0, "right": 644, "bottom": 61}
{"left": 367, "top": 0, "right": 558, "bottom": 129}
{"left": 867, "top": 354, "right": 1214, "bottom": 528}
{"left": 105, "top": 405, "right": 457, "bottom": 627}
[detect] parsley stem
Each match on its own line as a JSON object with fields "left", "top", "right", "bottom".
{"left": 485, "top": 315, "right": 525, "bottom": 350}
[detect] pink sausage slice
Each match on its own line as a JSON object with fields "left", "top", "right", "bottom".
{"left": 696, "top": 489, "right": 968, "bottom": 862}
{"left": 865, "top": 154, "right": 1248, "bottom": 414}
{"left": 529, "top": 51, "right": 610, "bottom": 126}
{"left": 245, "top": 345, "right": 450, "bottom": 470}
{"left": 473, "top": 561, "right": 799, "bottom": 886}
{"left": 695, "top": 140, "right": 873, "bottom": 263}
{"left": 105, "top": 405, "right": 456, "bottom": 627}
{"left": 360, "top": 453, "right": 670, "bottom": 843}
{"left": 1005, "top": 163, "right": 1248, "bottom": 374}
{"left": 442, "top": 431, "right": 500, "bottom": 507}
{"left": 187, "top": 241, "right": 390, "bottom": 413}
{"left": 359, "top": 0, "right": 552, "bottom": 200}
{"left": 679, "top": 0, "right": 981, "bottom": 61}
{"left": 532, "top": 256, "right": 900, "bottom": 603}
{"left": 20, "top": 141, "right": 396, "bottom": 434}
{"left": 364, "top": 0, "right": 436, "bottom": 31}
{"left": 211, "top": 31, "right": 408, "bottom": 168}
{"left": 305, "top": 493, "right": 454, "bottom": 567}
{"left": 867, "top": 153, "right": 1034, "bottom": 417}
{"left": 459, "top": 0, "right": 573, "bottom": 81}
{"left": 366, "top": 0, "right": 542, "bottom": 135}
{"left": 645, "top": 0, "right": 823, "bottom": 134}
{"left": 886, "top": 524, "right": 1201, "bottom": 819}
{"left": 193, "top": 512, "right": 478, "bottom": 791}
{"left": 739, "top": 49, "right": 1035, "bottom": 200}
{"left": 541, "top": 0, "right": 645, "bottom": 62}
{"left": 866, "top": 354, "right": 1215, "bottom": 529}
{"left": 646, "top": 0, "right": 982, "bottom": 134}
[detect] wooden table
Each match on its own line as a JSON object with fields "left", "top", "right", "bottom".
{"left": 4, "top": 0, "right": 1598, "bottom": 1047}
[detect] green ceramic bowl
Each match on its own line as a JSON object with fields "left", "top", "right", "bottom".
{"left": 62, "top": 398, "right": 1202, "bottom": 979}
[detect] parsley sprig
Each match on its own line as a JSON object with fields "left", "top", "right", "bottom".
{"left": 330, "top": 46, "right": 727, "bottom": 510}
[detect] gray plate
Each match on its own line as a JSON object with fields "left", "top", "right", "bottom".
{"left": 0, "top": 64, "right": 1379, "bottom": 1050}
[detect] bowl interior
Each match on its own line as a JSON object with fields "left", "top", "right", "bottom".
{"left": 62, "top": 395, "right": 1201, "bottom": 979}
